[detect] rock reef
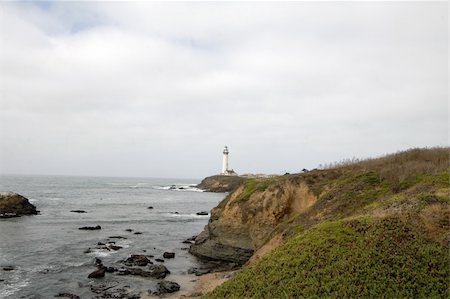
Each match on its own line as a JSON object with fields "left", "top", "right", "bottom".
{"left": 0, "top": 192, "right": 38, "bottom": 217}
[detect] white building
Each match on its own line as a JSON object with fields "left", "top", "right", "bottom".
{"left": 221, "top": 146, "right": 237, "bottom": 176}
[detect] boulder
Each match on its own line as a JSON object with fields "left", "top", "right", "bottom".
{"left": 0, "top": 192, "right": 38, "bottom": 216}
{"left": 163, "top": 252, "right": 175, "bottom": 259}
{"left": 78, "top": 225, "right": 101, "bottom": 230}
{"left": 158, "top": 281, "right": 180, "bottom": 294}
{"left": 88, "top": 267, "right": 106, "bottom": 278}
{"left": 196, "top": 211, "right": 209, "bottom": 216}
{"left": 125, "top": 264, "right": 170, "bottom": 279}
{"left": 124, "top": 254, "right": 152, "bottom": 266}
{"left": 70, "top": 210, "right": 86, "bottom": 213}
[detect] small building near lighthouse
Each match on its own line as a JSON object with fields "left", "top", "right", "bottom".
{"left": 221, "top": 146, "right": 237, "bottom": 176}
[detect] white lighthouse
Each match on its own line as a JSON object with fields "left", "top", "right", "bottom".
{"left": 221, "top": 146, "right": 237, "bottom": 176}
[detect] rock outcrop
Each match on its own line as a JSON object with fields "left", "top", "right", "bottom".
{"left": 196, "top": 175, "right": 246, "bottom": 192}
{"left": 0, "top": 192, "right": 38, "bottom": 217}
{"left": 189, "top": 177, "right": 317, "bottom": 264}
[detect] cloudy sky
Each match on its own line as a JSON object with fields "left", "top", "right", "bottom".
{"left": 0, "top": 1, "right": 448, "bottom": 179}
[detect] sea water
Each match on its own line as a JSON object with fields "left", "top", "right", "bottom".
{"left": 0, "top": 175, "right": 224, "bottom": 298}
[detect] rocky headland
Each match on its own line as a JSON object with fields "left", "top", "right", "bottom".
{"left": 190, "top": 148, "right": 450, "bottom": 298}
{"left": 196, "top": 175, "right": 246, "bottom": 192}
{"left": 0, "top": 192, "right": 38, "bottom": 217}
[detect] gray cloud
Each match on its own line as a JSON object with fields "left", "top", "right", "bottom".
{"left": 0, "top": 1, "right": 447, "bottom": 178}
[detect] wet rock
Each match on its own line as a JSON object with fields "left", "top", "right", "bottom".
{"left": 163, "top": 252, "right": 175, "bottom": 259}
{"left": 105, "top": 267, "right": 118, "bottom": 273}
{"left": 95, "top": 258, "right": 103, "bottom": 266}
{"left": 88, "top": 267, "right": 106, "bottom": 278}
{"left": 84, "top": 248, "right": 92, "bottom": 254}
{"left": 155, "top": 258, "right": 164, "bottom": 263}
{"left": 54, "top": 293, "right": 81, "bottom": 299}
{"left": 158, "top": 281, "right": 180, "bottom": 294}
{"left": 108, "top": 245, "right": 123, "bottom": 251}
{"left": 133, "top": 232, "right": 142, "bottom": 235}
{"left": 124, "top": 255, "right": 152, "bottom": 266}
{"left": 147, "top": 206, "right": 153, "bottom": 209}
{"left": 2, "top": 266, "right": 14, "bottom": 271}
{"left": 148, "top": 264, "right": 170, "bottom": 279}
{"left": 0, "top": 192, "right": 38, "bottom": 216}
{"left": 97, "top": 242, "right": 105, "bottom": 246}
{"left": 79, "top": 225, "right": 101, "bottom": 230}
{"left": 125, "top": 229, "right": 133, "bottom": 232}
{"left": 182, "top": 235, "right": 197, "bottom": 244}
{"left": 122, "top": 265, "right": 170, "bottom": 279}
{"left": 196, "top": 211, "right": 209, "bottom": 216}
{"left": 0, "top": 213, "right": 19, "bottom": 218}
{"left": 70, "top": 210, "right": 86, "bottom": 213}
{"left": 108, "top": 236, "right": 127, "bottom": 239}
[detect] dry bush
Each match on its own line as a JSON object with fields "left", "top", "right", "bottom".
{"left": 321, "top": 147, "right": 450, "bottom": 192}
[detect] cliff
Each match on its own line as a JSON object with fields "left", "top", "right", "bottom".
{"left": 0, "top": 192, "right": 38, "bottom": 217}
{"left": 196, "top": 175, "right": 246, "bottom": 192}
{"left": 191, "top": 148, "right": 450, "bottom": 297}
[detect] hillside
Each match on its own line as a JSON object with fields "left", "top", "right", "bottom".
{"left": 191, "top": 147, "right": 449, "bottom": 298}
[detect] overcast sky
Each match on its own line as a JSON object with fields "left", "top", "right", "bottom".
{"left": 0, "top": 1, "right": 448, "bottom": 179}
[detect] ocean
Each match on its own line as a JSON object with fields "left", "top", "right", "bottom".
{"left": 0, "top": 175, "right": 225, "bottom": 298}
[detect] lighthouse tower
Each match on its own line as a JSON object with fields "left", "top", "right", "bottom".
{"left": 222, "top": 146, "right": 229, "bottom": 174}
{"left": 221, "top": 146, "right": 237, "bottom": 176}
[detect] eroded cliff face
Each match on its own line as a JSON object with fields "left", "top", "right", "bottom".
{"left": 189, "top": 177, "right": 317, "bottom": 264}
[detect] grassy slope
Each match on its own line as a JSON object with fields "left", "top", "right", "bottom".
{"left": 205, "top": 148, "right": 450, "bottom": 298}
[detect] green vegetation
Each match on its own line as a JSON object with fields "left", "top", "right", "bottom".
{"left": 203, "top": 147, "right": 450, "bottom": 298}
{"left": 205, "top": 216, "right": 449, "bottom": 299}
{"left": 235, "top": 178, "right": 279, "bottom": 203}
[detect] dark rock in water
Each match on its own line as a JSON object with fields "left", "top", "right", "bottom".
{"left": 78, "top": 225, "right": 101, "bottom": 230}
{"left": 84, "top": 248, "right": 92, "bottom": 254}
{"left": 123, "top": 264, "right": 170, "bottom": 279}
{"left": 133, "top": 232, "right": 142, "bottom": 235}
{"left": 187, "top": 267, "right": 211, "bottom": 276}
{"left": 170, "top": 211, "right": 179, "bottom": 214}
{"left": 95, "top": 258, "right": 103, "bottom": 266}
{"left": 90, "top": 282, "right": 140, "bottom": 298}
{"left": 163, "top": 252, "right": 175, "bottom": 259}
{"left": 109, "top": 245, "right": 122, "bottom": 251}
{"left": 0, "top": 192, "right": 38, "bottom": 216}
{"left": 97, "top": 242, "right": 105, "bottom": 246}
{"left": 70, "top": 210, "right": 86, "bottom": 213}
{"left": 88, "top": 266, "right": 106, "bottom": 278}
{"left": 125, "top": 229, "right": 133, "bottom": 232}
{"left": 109, "top": 236, "right": 127, "bottom": 239}
{"left": 0, "top": 213, "right": 19, "bottom": 218}
{"left": 155, "top": 258, "right": 164, "bottom": 263}
{"left": 157, "top": 281, "right": 180, "bottom": 294}
{"left": 54, "top": 292, "right": 81, "bottom": 299}
{"left": 147, "top": 264, "right": 170, "bottom": 279}
{"left": 2, "top": 266, "right": 14, "bottom": 271}
{"left": 147, "top": 206, "right": 153, "bottom": 209}
{"left": 54, "top": 292, "right": 80, "bottom": 299}
{"left": 196, "top": 211, "right": 209, "bottom": 216}
{"left": 124, "top": 254, "right": 152, "bottom": 266}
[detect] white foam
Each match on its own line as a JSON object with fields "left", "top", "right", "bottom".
{"left": 152, "top": 184, "right": 204, "bottom": 192}
{"left": 0, "top": 269, "right": 30, "bottom": 298}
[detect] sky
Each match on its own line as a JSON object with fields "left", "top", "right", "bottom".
{"left": 0, "top": 1, "right": 448, "bottom": 179}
